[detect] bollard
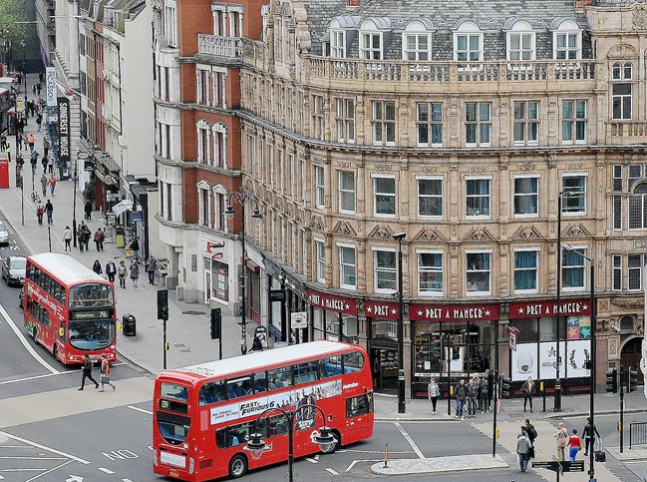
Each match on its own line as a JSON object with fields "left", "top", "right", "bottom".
{"left": 541, "top": 381, "right": 546, "bottom": 412}
{"left": 384, "top": 444, "right": 388, "bottom": 468}
{"left": 496, "top": 428, "right": 499, "bottom": 438}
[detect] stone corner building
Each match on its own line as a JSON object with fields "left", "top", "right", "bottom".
{"left": 155, "top": 0, "right": 647, "bottom": 397}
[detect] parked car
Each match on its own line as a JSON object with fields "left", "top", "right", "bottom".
{"left": 2, "top": 255, "right": 26, "bottom": 286}
{"left": 0, "top": 222, "right": 10, "bottom": 245}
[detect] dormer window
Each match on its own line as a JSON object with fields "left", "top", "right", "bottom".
{"left": 551, "top": 19, "right": 581, "bottom": 60}
{"left": 359, "top": 18, "right": 391, "bottom": 60}
{"left": 505, "top": 20, "right": 535, "bottom": 61}
{"left": 453, "top": 21, "right": 483, "bottom": 62}
{"left": 331, "top": 30, "right": 346, "bottom": 58}
{"left": 329, "top": 16, "right": 360, "bottom": 59}
{"left": 402, "top": 19, "right": 434, "bottom": 61}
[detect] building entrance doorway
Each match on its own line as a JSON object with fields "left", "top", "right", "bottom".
{"left": 371, "top": 348, "right": 398, "bottom": 392}
{"left": 621, "top": 337, "right": 644, "bottom": 386}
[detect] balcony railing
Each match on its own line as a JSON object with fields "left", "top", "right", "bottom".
{"left": 198, "top": 34, "right": 241, "bottom": 60}
{"left": 304, "top": 58, "right": 597, "bottom": 85}
{"left": 607, "top": 122, "right": 647, "bottom": 144}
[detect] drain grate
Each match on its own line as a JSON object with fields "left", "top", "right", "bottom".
{"left": 182, "top": 311, "right": 207, "bottom": 315}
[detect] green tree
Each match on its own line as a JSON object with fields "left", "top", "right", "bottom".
{"left": 0, "top": 0, "right": 27, "bottom": 70}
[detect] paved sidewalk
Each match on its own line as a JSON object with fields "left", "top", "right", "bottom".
{"left": 1, "top": 72, "right": 646, "bottom": 480}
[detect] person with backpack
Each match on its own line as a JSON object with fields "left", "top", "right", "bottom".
{"left": 516, "top": 429, "right": 532, "bottom": 473}
{"left": 454, "top": 379, "right": 468, "bottom": 420}
{"left": 36, "top": 200, "right": 44, "bottom": 225}
{"left": 479, "top": 375, "right": 489, "bottom": 413}
{"left": 467, "top": 377, "right": 479, "bottom": 418}
{"left": 524, "top": 419, "right": 537, "bottom": 444}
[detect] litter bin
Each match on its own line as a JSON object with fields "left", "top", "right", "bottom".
{"left": 123, "top": 313, "right": 136, "bottom": 337}
{"left": 0, "top": 158, "right": 9, "bottom": 188}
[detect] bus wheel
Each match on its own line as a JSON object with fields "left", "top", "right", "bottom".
{"left": 320, "top": 429, "right": 341, "bottom": 454}
{"left": 228, "top": 454, "right": 248, "bottom": 479}
{"left": 53, "top": 344, "right": 58, "bottom": 361}
{"left": 32, "top": 327, "right": 38, "bottom": 345}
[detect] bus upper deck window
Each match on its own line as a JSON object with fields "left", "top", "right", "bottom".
{"left": 343, "top": 352, "right": 364, "bottom": 374}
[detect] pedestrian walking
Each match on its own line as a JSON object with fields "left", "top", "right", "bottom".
{"left": 118, "top": 260, "right": 127, "bottom": 288}
{"left": 94, "top": 227, "right": 105, "bottom": 251}
{"left": 30, "top": 152, "right": 36, "bottom": 174}
{"left": 516, "top": 430, "right": 532, "bottom": 473}
{"left": 566, "top": 429, "right": 582, "bottom": 461}
{"left": 79, "top": 354, "right": 99, "bottom": 390}
{"left": 0, "top": 133, "right": 6, "bottom": 151}
{"left": 524, "top": 419, "right": 538, "bottom": 445}
{"left": 479, "top": 375, "right": 489, "bottom": 413}
{"left": 252, "top": 335, "right": 263, "bottom": 352}
{"left": 92, "top": 259, "right": 103, "bottom": 276}
{"left": 467, "top": 377, "right": 478, "bottom": 418}
{"left": 130, "top": 236, "right": 140, "bottom": 263}
{"left": 36, "top": 82, "right": 41, "bottom": 96}
{"left": 105, "top": 259, "right": 117, "bottom": 283}
{"left": 454, "top": 379, "right": 468, "bottom": 420}
{"left": 39, "top": 71, "right": 44, "bottom": 83}
{"left": 47, "top": 157, "right": 53, "bottom": 174}
{"left": 77, "top": 227, "right": 85, "bottom": 252}
{"left": 6, "top": 143, "right": 10, "bottom": 163}
{"left": 43, "top": 138, "right": 49, "bottom": 158}
{"left": 145, "top": 256, "right": 157, "bottom": 284}
{"left": 84, "top": 199, "right": 92, "bottom": 220}
{"left": 27, "top": 134, "right": 35, "bottom": 152}
{"left": 99, "top": 355, "right": 116, "bottom": 391}
{"left": 554, "top": 422, "right": 569, "bottom": 461}
{"left": 129, "top": 259, "right": 140, "bottom": 287}
{"left": 63, "top": 226, "right": 73, "bottom": 251}
{"left": 45, "top": 199, "right": 53, "bottom": 225}
{"left": 31, "top": 151, "right": 40, "bottom": 170}
{"left": 16, "top": 133, "right": 22, "bottom": 151}
{"left": 40, "top": 173, "right": 47, "bottom": 197}
{"left": 582, "top": 417, "right": 600, "bottom": 456}
{"left": 32, "top": 84, "right": 36, "bottom": 96}
{"left": 36, "top": 113, "right": 42, "bottom": 131}
{"left": 427, "top": 376, "right": 440, "bottom": 415}
{"left": 48, "top": 175, "right": 56, "bottom": 196}
{"left": 521, "top": 376, "right": 534, "bottom": 413}
{"left": 82, "top": 224, "right": 91, "bottom": 251}
{"left": 36, "top": 200, "right": 44, "bottom": 225}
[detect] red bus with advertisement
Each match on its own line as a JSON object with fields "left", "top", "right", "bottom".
{"left": 24, "top": 253, "right": 117, "bottom": 364}
{"left": 153, "top": 340, "right": 373, "bottom": 481}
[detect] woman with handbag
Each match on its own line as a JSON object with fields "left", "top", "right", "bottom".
{"left": 428, "top": 377, "right": 440, "bottom": 415}
{"left": 99, "top": 354, "right": 116, "bottom": 391}
{"left": 554, "top": 421, "right": 569, "bottom": 460}
{"left": 566, "top": 428, "right": 582, "bottom": 461}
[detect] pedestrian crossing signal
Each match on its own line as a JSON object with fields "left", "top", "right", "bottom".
{"left": 605, "top": 368, "right": 618, "bottom": 393}
{"left": 501, "top": 375, "right": 511, "bottom": 399}
{"left": 628, "top": 368, "right": 638, "bottom": 393}
{"left": 210, "top": 308, "right": 221, "bottom": 340}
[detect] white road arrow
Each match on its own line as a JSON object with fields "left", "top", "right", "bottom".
{"left": 66, "top": 476, "right": 84, "bottom": 482}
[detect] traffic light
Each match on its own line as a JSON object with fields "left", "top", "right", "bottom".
{"left": 605, "top": 368, "right": 618, "bottom": 393}
{"left": 157, "top": 289, "right": 169, "bottom": 321}
{"left": 210, "top": 308, "right": 221, "bottom": 340}
{"left": 501, "top": 374, "right": 511, "bottom": 399}
{"left": 628, "top": 368, "right": 638, "bottom": 393}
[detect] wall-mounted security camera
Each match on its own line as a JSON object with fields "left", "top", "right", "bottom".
{"left": 392, "top": 232, "right": 406, "bottom": 241}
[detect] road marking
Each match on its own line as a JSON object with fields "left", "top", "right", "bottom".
{"left": 305, "top": 457, "right": 318, "bottom": 464}
{"left": 0, "top": 372, "right": 75, "bottom": 385}
{"left": 0, "top": 431, "right": 90, "bottom": 464}
{"left": 24, "top": 460, "right": 74, "bottom": 482}
{"left": 0, "top": 302, "right": 59, "bottom": 374}
{"left": 98, "top": 467, "right": 114, "bottom": 474}
{"left": 0, "top": 456, "right": 67, "bottom": 460}
{"left": 126, "top": 405, "right": 152, "bottom": 415}
{"left": 345, "top": 459, "right": 381, "bottom": 473}
{"left": 394, "top": 422, "right": 425, "bottom": 459}
{"left": 326, "top": 468, "right": 339, "bottom": 475}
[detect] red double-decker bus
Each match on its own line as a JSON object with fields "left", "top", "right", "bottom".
{"left": 153, "top": 340, "right": 374, "bottom": 481}
{"left": 24, "top": 253, "right": 117, "bottom": 364}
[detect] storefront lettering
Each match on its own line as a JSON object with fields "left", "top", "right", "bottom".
{"left": 307, "top": 290, "right": 357, "bottom": 315}
{"left": 410, "top": 304, "right": 498, "bottom": 321}
{"left": 510, "top": 300, "right": 590, "bottom": 319}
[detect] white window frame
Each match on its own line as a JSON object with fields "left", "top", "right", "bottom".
{"left": 212, "top": 122, "right": 227, "bottom": 168}
{"left": 212, "top": 68, "right": 227, "bottom": 109}
{"left": 561, "top": 244, "right": 587, "bottom": 291}
{"left": 196, "top": 66, "right": 210, "bottom": 105}
{"left": 372, "top": 174, "right": 397, "bottom": 218}
{"left": 465, "top": 175, "right": 492, "bottom": 219}
{"left": 197, "top": 119, "right": 211, "bottom": 165}
{"left": 402, "top": 21, "right": 432, "bottom": 61}
{"left": 612, "top": 254, "right": 622, "bottom": 291}
{"left": 454, "top": 21, "right": 483, "bottom": 62}
{"left": 552, "top": 20, "right": 581, "bottom": 60}
{"left": 416, "top": 102, "right": 443, "bottom": 147}
{"left": 359, "top": 21, "right": 383, "bottom": 60}
{"left": 513, "top": 247, "right": 539, "bottom": 294}
{"left": 612, "top": 62, "right": 633, "bottom": 81}
{"left": 417, "top": 175, "right": 443, "bottom": 219}
{"left": 513, "top": 174, "right": 539, "bottom": 218}
{"left": 628, "top": 253, "right": 643, "bottom": 291}
{"left": 561, "top": 172, "right": 588, "bottom": 217}
{"left": 372, "top": 247, "right": 397, "bottom": 294}
{"left": 513, "top": 101, "right": 539, "bottom": 146}
{"left": 164, "top": 0, "right": 178, "bottom": 48}
{"left": 336, "top": 98, "right": 355, "bottom": 144}
{"left": 466, "top": 249, "right": 492, "bottom": 296}
{"left": 337, "top": 242, "right": 357, "bottom": 290}
{"left": 506, "top": 21, "right": 535, "bottom": 61}
{"left": 213, "top": 185, "right": 227, "bottom": 232}
{"left": 562, "top": 99, "right": 587, "bottom": 145}
{"left": 331, "top": 29, "right": 346, "bottom": 58}
{"left": 315, "top": 165, "right": 325, "bottom": 209}
{"left": 612, "top": 83, "right": 632, "bottom": 121}
{"left": 372, "top": 100, "right": 396, "bottom": 146}
{"left": 314, "top": 237, "right": 326, "bottom": 284}
{"left": 465, "top": 102, "right": 491, "bottom": 147}
{"left": 629, "top": 183, "right": 647, "bottom": 230}
{"left": 338, "top": 170, "right": 356, "bottom": 215}
{"left": 197, "top": 180, "right": 212, "bottom": 228}
{"left": 417, "top": 249, "right": 443, "bottom": 297}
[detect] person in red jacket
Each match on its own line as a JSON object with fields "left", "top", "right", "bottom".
{"left": 567, "top": 428, "right": 582, "bottom": 461}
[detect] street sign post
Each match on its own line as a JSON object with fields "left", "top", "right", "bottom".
{"left": 532, "top": 460, "right": 584, "bottom": 481}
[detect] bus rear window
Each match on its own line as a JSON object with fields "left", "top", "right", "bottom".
{"left": 161, "top": 383, "right": 189, "bottom": 402}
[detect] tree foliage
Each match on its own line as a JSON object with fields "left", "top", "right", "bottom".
{"left": 0, "top": 0, "right": 28, "bottom": 44}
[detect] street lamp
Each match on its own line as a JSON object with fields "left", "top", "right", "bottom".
{"left": 243, "top": 405, "right": 337, "bottom": 482}
{"left": 563, "top": 243, "right": 596, "bottom": 480}
{"left": 224, "top": 189, "right": 262, "bottom": 355}
{"left": 20, "top": 40, "right": 26, "bottom": 104}
{"left": 392, "top": 231, "right": 406, "bottom": 414}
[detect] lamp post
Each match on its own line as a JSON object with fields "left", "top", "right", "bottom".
{"left": 392, "top": 232, "right": 406, "bottom": 413}
{"left": 20, "top": 40, "right": 26, "bottom": 104}
{"left": 224, "top": 189, "right": 262, "bottom": 355}
{"left": 244, "top": 404, "right": 337, "bottom": 482}
{"left": 563, "top": 244, "right": 596, "bottom": 480}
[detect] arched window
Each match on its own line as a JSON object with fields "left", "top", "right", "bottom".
{"left": 212, "top": 184, "right": 228, "bottom": 231}
{"left": 402, "top": 19, "right": 434, "bottom": 61}
{"left": 197, "top": 120, "right": 211, "bottom": 164}
{"left": 453, "top": 20, "right": 483, "bottom": 62}
{"left": 620, "top": 315, "right": 634, "bottom": 331}
{"left": 505, "top": 19, "right": 535, "bottom": 61}
{"left": 613, "top": 62, "right": 633, "bottom": 80}
{"left": 197, "top": 180, "right": 212, "bottom": 228}
{"left": 551, "top": 19, "right": 581, "bottom": 60}
{"left": 359, "top": 18, "right": 391, "bottom": 60}
{"left": 629, "top": 183, "right": 647, "bottom": 229}
{"left": 212, "top": 122, "right": 227, "bottom": 168}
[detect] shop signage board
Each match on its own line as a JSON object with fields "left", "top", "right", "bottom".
{"left": 510, "top": 300, "right": 590, "bottom": 318}
{"left": 46, "top": 67, "right": 56, "bottom": 107}
{"left": 409, "top": 303, "right": 499, "bottom": 322}
{"left": 307, "top": 289, "right": 357, "bottom": 315}
{"left": 291, "top": 311, "right": 307, "bottom": 329}
{"left": 365, "top": 301, "right": 399, "bottom": 319}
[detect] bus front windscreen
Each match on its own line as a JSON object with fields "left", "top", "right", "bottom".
{"left": 70, "top": 283, "right": 114, "bottom": 308}
{"left": 69, "top": 319, "right": 116, "bottom": 350}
